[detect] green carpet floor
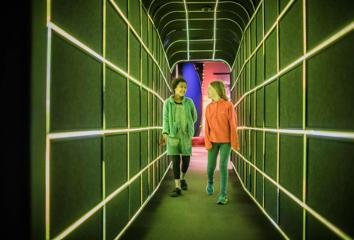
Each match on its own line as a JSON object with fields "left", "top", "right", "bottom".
{"left": 121, "top": 147, "right": 283, "bottom": 240}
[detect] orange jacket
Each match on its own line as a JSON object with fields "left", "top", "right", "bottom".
{"left": 205, "top": 99, "right": 239, "bottom": 150}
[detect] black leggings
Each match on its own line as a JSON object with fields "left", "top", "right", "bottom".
{"left": 172, "top": 155, "right": 190, "bottom": 179}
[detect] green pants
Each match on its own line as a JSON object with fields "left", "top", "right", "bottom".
{"left": 207, "top": 143, "right": 231, "bottom": 195}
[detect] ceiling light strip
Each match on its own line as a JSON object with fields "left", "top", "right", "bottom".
{"left": 48, "top": 22, "right": 164, "bottom": 103}
{"left": 183, "top": 0, "right": 190, "bottom": 60}
{"left": 213, "top": 0, "right": 219, "bottom": 60}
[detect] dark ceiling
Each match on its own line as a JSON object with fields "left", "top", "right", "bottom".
{"left": 141, "top": 0, "right": 260, "bottom": 70}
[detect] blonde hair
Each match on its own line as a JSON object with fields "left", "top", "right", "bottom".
{"left": 210, "top": 80, "right": 228, "bottom": 101}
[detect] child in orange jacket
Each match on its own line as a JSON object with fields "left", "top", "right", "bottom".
{"left": 205, "top": 80, "right": 239, "bottom": 204}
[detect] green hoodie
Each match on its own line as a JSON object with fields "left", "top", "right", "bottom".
{"left": 163, "top": 95, "right": 197, "bottom": 155}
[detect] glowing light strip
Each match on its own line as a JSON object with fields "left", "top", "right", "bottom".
{"left": 232, "top": 150, "right": 353, "bottom": 240}
{"left": 114, "top": 161, "right": 172, "bottom": 240}
{"left": 166, "top": 39, "right": 214, "bottom": 53}
{"left": 48, "top": 22, "right": 164, "bottom": 102}
{"left": 231, "top": 162, "right": 290, "bottom": 240}
{"left": 170, "top": 49, "right": 221, "bottom": 58}
{"left": 146, "top": 14, "right": 172, "bottom": 71}
{"left": 49, "top": 127, "right": 163, "bottom": 140}
{"left": 212, "top": 0, "right": 219, "bottom": 60}
{"left": 183, "top": 0, "right": 189, "bottom": 60}
{"left": 231, "top": 0, "right": 294, "bottom": 89}
{"left": 161, "top": 18, "right": 243, "bottom": 38}
{"left": 53, "top": 151, "right": 168, "bottom": 240}
{"left": 171, "top": 58, "right": 231, "bottom": 71}
{"left": 102, "top": 0, "right": 107, "bottom": 238}
{"left": 109, "top": 0, "right": 172, "bottom": 92}
{"left": 302, "top": 0, "right": 308, "bottom": 238}
{"left": 152, "top": 1, "right": 250, "bottom": 23}
{"left": 230, "top": 0, "right": 264, "bottom": 71}
{"left": 45, "top": 28, "right": 52, "bottom": 240}
{"left": 237, "top": 126, "right": 354, "bottom": 139}
{"left": 233, "top": 22, "right": 354, "bottom": 107}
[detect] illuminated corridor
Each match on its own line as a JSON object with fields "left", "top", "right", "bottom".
{"left": 7, "top": 0, "right": 353, "bottom": 239}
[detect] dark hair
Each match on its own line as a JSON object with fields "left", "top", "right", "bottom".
{"left": 171, "top": 78, "right": 187, "bottom": 91}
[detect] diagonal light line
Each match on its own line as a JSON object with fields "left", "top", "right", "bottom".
{"left": 109, "top": 0, "right": 172, "bottom": 92}
{"left": 113, "top": 161, "right": 172, "bottom": 239}
{"left": 183, "top": 0, "right": 189, "bottom": 60}
{"left": 237, "top": 126, "right": 354, "bottom": 139}
{"left": 53, "top": 151, "right": 168, "bottom": 240}
{"left": 212, "top": 0, "right": 219, "bottom": 60}
{"left": 232, "top": 22, "right": 354, "bottom": 105}
{"left": 47, "top": 22, "right": 164, "bottom": 103}
{"left": 232, "top": 150, "right": 353, "bottom": 240}
{"left": 48, "top": 127, "right": 163, "bottom": 140}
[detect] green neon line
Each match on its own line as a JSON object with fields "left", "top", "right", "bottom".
{"left": 114, "top": 161, "right": 173, "bottom": 240}
{"left": 233, "top": 149, "right": 353, "bottom": 240}
{"left": 52, "top": 151, "right": 167, "bottom": 240}
{"left": 183, "top": 0, "right": 189, "bottom": 60}
{"left": 48, "top": 22, "right": 165, "bottom": 102}
{"left": 233, "top": 22, "right": 354, "bottom": 108}
{"left": 231, "top": 162, "right": 290, "bottom": 240}
{"left": 213, "top": 0, "right": 219, "bottom": 60}
{"left": 302, "top": 0, "right": 307, "bottom": 238}
{"left": 109, "top": 0, "right": 172, "bottom": 92}
{"left": 45, "top": 27, "right": 52, "bottom": 240}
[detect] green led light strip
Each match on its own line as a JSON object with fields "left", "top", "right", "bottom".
{"left": 183, "top": 0, "right": 189, "bottom": 60}
{"left": 152, "top": 1, "right": 250, "bottom": 23}
{"left": 237, "top": 126, "right": 354, "bottom": 140}
{"left": 109, "top": 0, "right": 172, "bottom": 92}
{"left": 212, "top": 0, "right": 219, "bottom": 60}
{"left": 231, "top": 0, "right": 294, "bottom": 90}
{"left": 302, "top": 0, "right": 308, "bottom": 238}
{"left": 48, "top": 127, "right": 164, "bottom": 140}
{"left": 166, "top": 38, "right": 236, "bottom": 54}
{"left": 52, "top": 151, "right": 168, "bottom": 240}
{"left": 171, "top": 58, "right": 231, "bottom": 71}
{"left": 161, "top": 18, "right": 243, "bottom": 37}
{"left": 232, "top": 22, "right": 354, "bottom": 106}
{"left": 45, "top": 27, "right": 52, "bottom": 240}
{"left": 47, "top": 22, "right": 165, "bottom": 103}
{"left": 113, "top": 161, "right": 172, "bottom": 240}
{"left": 102, "top": 0, "right": 107, "bottom": 238}
{"left": 232, "top": 150, "right": 353, "bottom": 240}
{"left": 157, "top": 10, "right": 246, "bottom": 28}
{"left": 231, "top": 162, "right": 290, "bottom": 240}
{"left": 170, "top": 49, "right": 222, "bottom": 59}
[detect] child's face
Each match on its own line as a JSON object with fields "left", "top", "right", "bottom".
{"left": 175, "top": 82, "right": 187, "bottom": 97}
{"left": 208, "top": 85, "right": 219, "bottom": 99}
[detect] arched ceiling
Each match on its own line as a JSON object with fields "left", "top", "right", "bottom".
{"left": 142, "top": 0, "right": 260, "bottom": 70}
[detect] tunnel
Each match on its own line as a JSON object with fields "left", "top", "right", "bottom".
{"left": 5, "top": 0, "right": 354, "bottom": 239}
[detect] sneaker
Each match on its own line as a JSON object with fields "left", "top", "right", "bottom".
{"left": 170, "top": 188, "right": 182, "bottom": 197}
{"left": 216, "top": 194, "right": 229, "bottom": 205}
{"left": 181, "top": 179, "right": 188, "bottom": 190}
{"left": 206, "top": 183, "right": 214, "bottom": 195}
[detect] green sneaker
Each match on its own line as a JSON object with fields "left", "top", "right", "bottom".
{"left": 216, "top": 194, "right": 229, "bottom": 205}
{"left": 206, "top": 183, "right": 214, "bottom": 195}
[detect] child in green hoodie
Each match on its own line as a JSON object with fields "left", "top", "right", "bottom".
{"left": 161, "top": 78, "right": 197, "bottom": 197}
